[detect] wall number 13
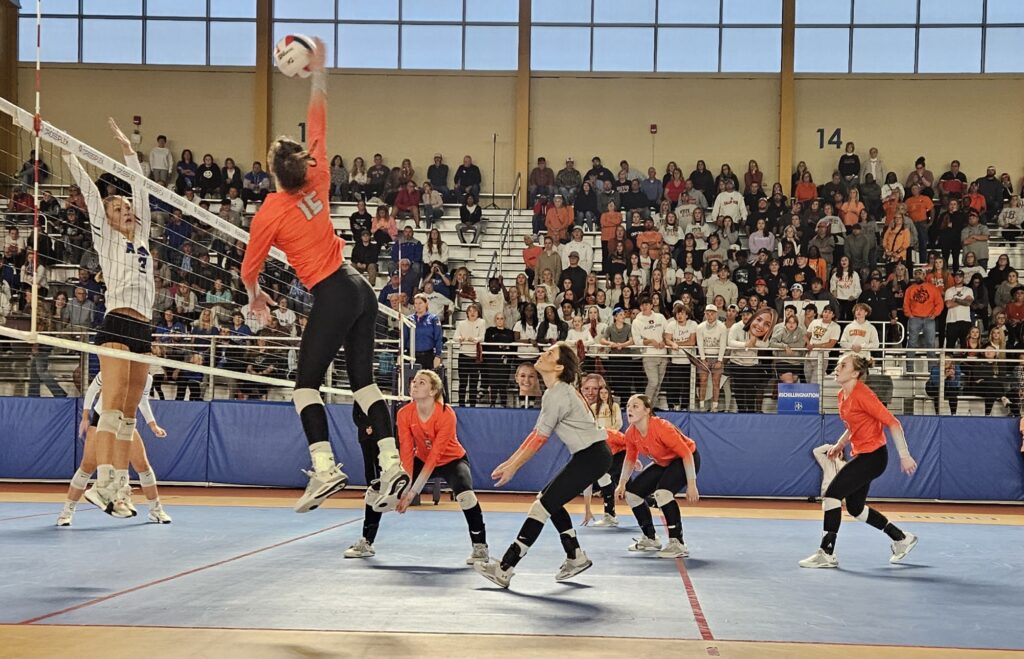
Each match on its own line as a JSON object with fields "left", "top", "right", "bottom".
{"left": 817, "top": 128, "right": 842, "bottom": 149}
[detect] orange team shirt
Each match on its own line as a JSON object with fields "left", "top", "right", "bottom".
{"left": 904, "top": 195, "right": 934, "bottom": 223}
{"left": 838, "top": 379, "right": 896, "bottom": 456}
{"left": 606, "top": 428, "right": 627, "bottom": 455}
{"left": 396, "top": 401, "right": 467, "bottom": 476}
{"left": 623, "top": 416, "right": 696, "bottom": 468}
{"left": 241, "top": 96, "right": 343, "bottom": 291}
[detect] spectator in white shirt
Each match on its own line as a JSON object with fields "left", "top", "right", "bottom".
{"left": 804, "top": 304, "right": 841, "bottom": 384}
{"left": 663, "top": 302, "right": 698, "bottom": 411}
{"left": 560, "top": 226, "right": 593, "bottom": 272}
{"left": 632, "top": 294, "right": 669, "bottom": 406}
{"left": 711, "top": 179, "right": 747, "bottom": 226}
{"left": 696, "top": 303, "right": 728, "bottom": 412}
{"left": 149, "top": 135, "right": 173, "bottom": 185}
{"left": 839, "top": 303, "right": 879, "bottom": 353}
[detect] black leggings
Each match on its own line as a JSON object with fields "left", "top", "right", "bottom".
{"left": 295, "top": 264, "right": 392, "bottom": 451}
{"left": 590, "top": 450, "right": 626, "bottom": 516}
{"left": 501, "top": 441, "right": 612, "bottom": 569}
{"left": 821, "top": 445, "right": 905, "bottom": 553}
{"left": 626, "top": 451, "right": 701, "bottom": 541}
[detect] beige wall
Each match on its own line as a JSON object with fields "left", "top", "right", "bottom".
{"left": 269, "top": 71, "right": 517, "bottom": 193}
{"left": 15, "top": 66, "right": 1024, "bottom": 194}
{"left": 17, "top": 66, "right": 256, "bottom": 166}
{"left": 531, "top": 75, "right": 781, "bottom": 185}
{"left": 794, "top": 77, "right": 1024, "bottom": 187}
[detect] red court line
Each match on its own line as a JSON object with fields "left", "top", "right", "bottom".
{"left": 676, "top": 558, "right": 714, "bottom": 642}
{"left": 19, "top": 516, "right": 360, "bottom": 625}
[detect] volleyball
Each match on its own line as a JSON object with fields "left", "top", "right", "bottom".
{"left": 274, "top": 34, "right": 316, "bottom": 78}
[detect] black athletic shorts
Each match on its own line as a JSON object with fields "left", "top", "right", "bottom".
{"left": 94, "top": 312, "right": 152, "bottom": 355}
{"left": 89, "top": 410, "right": 100, "bottom": 427}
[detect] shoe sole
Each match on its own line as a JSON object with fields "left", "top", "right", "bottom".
{"left": 148, "top": 516, "right": 172, "bottom": 524}
{"left": 56, "top": 520, "right": 71, "bottom": 527}
{"left": 799, "top": 561, "right": 839, "bottom": 568}
{"left": 294, "top": 475, "right": 349, "bottom": 513}
{"left": 466, "top": 556, "right": 489, "bottom": 565}
{"left": 473, "top": 564, "right": 511, "bottom": 589}
{"left": 890, "top": 535, "right": 919, "bottom": 563}
{"left": 368, "top": 473, "right": 411, "bottom": 513}
{"left": 628, "top": 545, "right": 661, "bottom": 552}
{"left": 343, "top": 552, "right": 375, "bottom": 559}
{"left": 555, "top": 559, "right": 593, "bottom": 582}
{"left": 657, "top": 549, "right": 689, "bottom": 559}
{"left": 83, "top": 489, "right": 116, "bottom": 516}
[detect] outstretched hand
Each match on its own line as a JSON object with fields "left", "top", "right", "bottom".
{"left": 900, "top": 455, "right": 918, "bottom": 476}
{"left": 149, "top": 421, "right": 167, "bottom": 438}
{"left": 309, "top": 37, "right": 327, "bottom": 72}
{"left": 108, "top": 117, "right": 134, "bottom": 155}
{"left": 491, "top": 460, "right": 518, "bottom": 488}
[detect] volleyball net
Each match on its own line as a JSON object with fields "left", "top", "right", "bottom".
{"left": 0, "top": 96, "right": 415, "bottom": 402}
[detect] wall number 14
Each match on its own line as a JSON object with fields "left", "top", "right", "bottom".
{"left": 817, "top": 128, "right": 842, "bottom": 149}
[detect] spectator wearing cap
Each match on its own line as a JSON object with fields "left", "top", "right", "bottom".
{"left": 858, "top": 273, "right": 895, "bottom": 341}
{"left": 845, "top": 221, "right": 872, "bottom": 279}
{"left": 673, "top": 268, "right": 705, "bottom": 309}
{"left": 561, "top": 252, "right": 588, "bottom": 300}
{"left": 426, "top": 153, "right": 450, "bottom": 199}
{"left": 904, "top": 266, "right": 944, "bottom": 372}
{"left": 586, "top": 156, "right": 615, "bottom": 186}
{"left": 944, "top": 270, "right": 974, "bottom": 349}
{"left": 545, "top": 194, "right": 574, "bottom": 244}
{"left": 555, "top": 157, "right": 582, "bottom": 204}
{"left": 731, "top": 249, "right": 755, "bottom": 296}
{"left": 560, "top": 226, "right": 593, "bottom": 272}
{"left": 528, "top": 157, "right": 556, "bottom": 206}
{"left": 696, "top": 304, "right": 727, "bottom": 412}
{"left": 804, "top": 303, "right": 840, "bottom": 384}
{"left": 711, "top": 178, "right": 747, "bottom": 226}
{"left": 632, "top": 294, "right": 670, "bottom": 406}
{"left": 961, "top": 210, "right": 989, "bottom": 268}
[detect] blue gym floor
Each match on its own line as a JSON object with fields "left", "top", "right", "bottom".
{"left": 2, "top": 501, "right": 1022, "bottom": 653}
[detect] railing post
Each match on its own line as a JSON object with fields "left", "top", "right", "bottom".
{"left": 817, "top": 351, "right": 825, "bottom": 409}
{"left": 208, "top": 336, "right": 216, "bottom": 400}
{"left": 446, "top": 341, "right": 455, "bottom": 403}
{"left": 937, "top": 349, "right": 946, "bottom": 416}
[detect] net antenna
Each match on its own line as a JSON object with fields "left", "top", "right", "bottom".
{"left": 0, "top": 93, "right": 415, "bottom": 401}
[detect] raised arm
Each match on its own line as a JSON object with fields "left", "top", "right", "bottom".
{"left": 109, "top": 118, "right": 152, "bottom": 239}
{"left": 63, "top": 154, "right": 107, "bottom": 244}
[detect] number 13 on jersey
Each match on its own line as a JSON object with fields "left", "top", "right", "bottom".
{"left": 297, "top": 190, "right": 324, "bottom": 220}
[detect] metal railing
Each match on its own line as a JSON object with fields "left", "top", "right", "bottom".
{"left": 486, "top": 172, "right": 522, "bottom": 281}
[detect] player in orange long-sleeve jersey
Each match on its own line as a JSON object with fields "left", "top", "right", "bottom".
{"left": 615, "top": 394, "right": 700, "bottom": 559}
{"left": 343, "top": 370, "right": 488, "bottom": 563}
{"left": 799, "top": 352, "right": 919, "bottom": 568}
{"left": 241, "top": 38, "right": 409, "bottom": 516}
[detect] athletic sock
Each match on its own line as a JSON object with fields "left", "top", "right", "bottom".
{"left": 114, "top": 469, "right": 129, "bottom": 490}
{"left": 501, "top": 517, "right": 544, "bottom": 570}
{"left": 601, "top": 485, "right": 616, "bottom": 517}
{"left": 660, "top": 501, "right": 684, "bottom": 541}
{"left": 376, "top": 437, "right": 400, "bottom": 471}
{"left": 462, "top": 505, "right": 486, "bottom": 545}
{"left": 299, "top": 405, "right": 329, "bottom": 448}
{"left": 631, "top": 503, "right": 657, "bottom": 540}
{"left": 559, "top": 529, "right": 581, "bottom": 558}
{"left": 821, "top": 507, "right": 842, "bottom": 553}
{"left": 96, "top": 464, "right": 114, "bottom": 487}
{"left": 308, "top": 441, "right": 336, "bottom": 473}
{"left": 362, "top": 505, "right": 382, "bottom": 544}
{"left": 882, "top": 521, "right": 906, "bottom": 542}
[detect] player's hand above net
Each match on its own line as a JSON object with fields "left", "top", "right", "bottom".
{"left": 108, "top": 117, "right": 134, "bottom": 156}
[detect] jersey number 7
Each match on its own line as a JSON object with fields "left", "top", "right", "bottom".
{"left": 297, "top": 190, "right": 324, "bottom": 221}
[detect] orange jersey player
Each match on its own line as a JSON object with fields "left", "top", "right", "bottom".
{"left": 240, "top": 37, "right": 410, "bottom": 518}
{"left": 343, "top": 370, "right": 488, "bottom": 563}
{"left": 799, "top": 352, "right": 919, "bottom": 569}
{"left": 615, "top": 394, "right": 700, "bottom": 559}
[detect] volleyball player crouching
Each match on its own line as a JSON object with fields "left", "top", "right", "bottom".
{"left": 475, "top": 343, "right": 612, "bottom": 589}
{"left": 240, "top": 38, "right": 409, "bottom": 514}
{"left": 58, "top": 373, "right": 171, "bottom": 526}
{"left": 799, "top": 352, "right": 918, "bottom": 568}
{"left": 344, "top": 370, "right": 488, "bottom": 563}
{"left": 615, "top": 394, "right": 700, "bottom": 559}
{"left": 64, "top": 120, "right": 155, "bottom": 516}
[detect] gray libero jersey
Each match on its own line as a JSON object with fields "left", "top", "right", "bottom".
{"left": 534, "top": 381, "right": 606, "bottom": 454}
{"left": 65, "top": 152, "right": 154, "bottom": 318}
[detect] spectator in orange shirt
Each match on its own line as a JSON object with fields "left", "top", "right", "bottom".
{"left": 545, "top": 194, "right": 574, "bottom": 243}
{"left": 794, "top": 171, "right": 817, "bottom": 204}
{"left": 965, "top": 181, "right": 987, "bottom": 218}
{"left": 840, "top": 188, "right": 865, "bottom": 228}
{"left": 635, "top": 217, "right": 663, "bottom": 253}
{"left": 904, "top": 184, "right": 934, "bottom": 264}
{"left": 522, "top": 233, "right": 542, "bottom": 283}
{"left": 903, "top": 266, "right": 944, "bottom": 372}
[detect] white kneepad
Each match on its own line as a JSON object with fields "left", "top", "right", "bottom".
{"left": 822, "top": 497, "right": 842, "bottom": 512}
{"left": 597, "top": 474, "right": 612, "bottom": 488}
{"left": 624, "top": 491, "right": 645, "bottom": 508}
{"left": 455, "top": 490, "right": 478, "bottom": 511}
{"left": 292, "top": 388, "right": 323, "bottom": 414}
{"left": 527, "top": 498, "right": 551, "bottom": 524}
{"left": 115, "top": 417, "right": 137, "bottom": 442}
{"left": 70, "top": 469, "right": 91, "bottom": 490}
{"left": 652, "top": 489, "right": 675, "bottom": 507}
{"left": 352, "top": 384, "right": 385, "bottom": 414}
{"left": 139, "top": 469, "right": 157, "bottom": 488}
{"left": 96, "top": 409, "right": 123, "bottom": 435}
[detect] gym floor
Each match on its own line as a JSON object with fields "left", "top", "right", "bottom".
{"left": 1, "top": 485, "right": 1022, "bottom": 659}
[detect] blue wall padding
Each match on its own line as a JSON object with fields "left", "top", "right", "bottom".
{"left": 1, "top": 397, "right": 1021, "bottom": 501}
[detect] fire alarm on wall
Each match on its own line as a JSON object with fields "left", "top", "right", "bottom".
{"left": 133, "top": 115, "right": 142, "bottom": 126}
{"left": 650, "top": 124, "right": 657, "bottom": 134}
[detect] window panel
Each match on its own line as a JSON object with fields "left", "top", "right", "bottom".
{"left": 592, "top": 27, "right": 653, "bottom": 71}
{"left": 19, "top": 17, "right": 79, "bottom": 62}
{"left": 210, "top": 21, "right": 256, "bottom": 65}
{"left": 82, "top": 0, "right": 142, "bottom": 15}
{"left": 721, "top": 27, "right": 781, "bottom": 71}
{"left": 465, "top": 26, "right": 517, "bottom": 69}
{"left": 853, "top": 0, "right": 916, "bottom": 25}
{"left": 656, "top": 27, "right": 718, "bottom": 71}
{"left": 337, "top": 23, "right": 398, "bottom": 68}
{"left": 986, "top": 0, "right": 1024, "bottom": 24}
{"left": 919, "top": 0, "right": 982, "bottom": 25}
{"left": 722, "top": 0, "right": 782, "bottom": 25}
{"left": 466, "top": 0, "right": 518, "bottom": 23}
{"left": 795, "top": 27, "right": 849, "bottom": 72}
{"left": 657, "top": 0, "right": 720, "bottom": 25}
{"left": 273, "top": 22, "right": 336, "bottom": 64}
{"left": 795, "top": 0, "right": 850, "bottom": 25}
{"left": 532, "top": 0, "right": 590, "bottom": 24}
{"left": 401, "top": 25, "right": 461, "bottom": 70}
{"left": 594, "top": 0, "right": 655, "bottom": 25}
{"left": 25, "top": 0, "right": 78, "bottom": 14}
{"left": 82, "top": 18, "right": 142, "bottom": 63}
{"left": 275, "top": 0, "right": 334, "bottom": 20}
{"left": 210, "top": 0, "right": 257, "bottom": 19}
{"left": 402, "top": 0, "right": 462, "bottom": 22}
{"left": 918, "top": 28, "right": 981, "bottom": 73}
{"left": 851, "top": 27, "right": 915, "bottom": 72}
{"left": 531, "top": 26, "right": 590, "bottom": 70}
{"left": 985, "top": 27, "right": 1024, "bottom": 72}
{"left": 337, "top": 0, "right": 398, "bottom": 20}
{"left": 148, "top": 0, "right": 206, "bottom": 18}
{"left": 146, "top": 20, "right": 206, "bottom": 65}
